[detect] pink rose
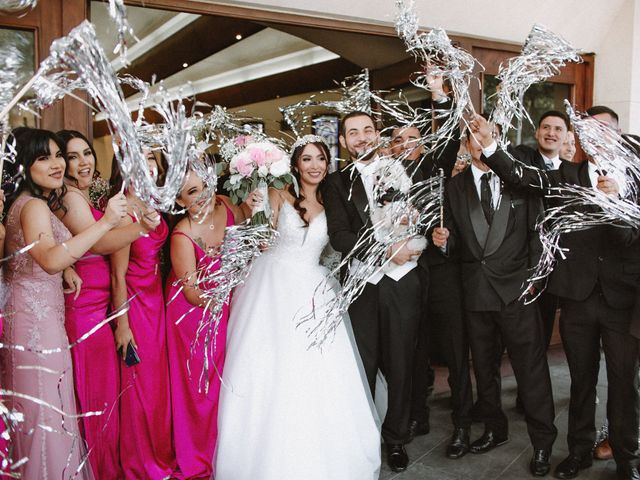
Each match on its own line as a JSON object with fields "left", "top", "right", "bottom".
{"left": 264, "top": 147, "right": 282, "bottom": 165}
{"left": 248, "top": 147, "right": 267, "bottom": 167}
{"left": 235, "top": 154, "right": 254, "bottom": 178}
{"left": 233, "top": 135, "right": 253, "bottom": 147}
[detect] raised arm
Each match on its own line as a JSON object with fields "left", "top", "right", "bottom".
{"left": 59, "top": 190, "right": 159, "bottom": 255}
{"left": 468, "top": 114, "right": 561, "bottom": 193}
{"left": 22, "top": 195, "right": 125, "bottom": 275}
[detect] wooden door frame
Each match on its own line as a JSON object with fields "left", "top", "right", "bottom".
{"left": 0, "top": 0, "right": 90, "bottom": 133}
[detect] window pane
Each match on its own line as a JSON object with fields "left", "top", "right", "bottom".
{"left": 0, "top": 27, "right": 36, "bottom": 128}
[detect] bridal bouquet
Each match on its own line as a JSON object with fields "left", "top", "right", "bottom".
{"left": 224, "top": 140, "right": 295, "bottom": 225}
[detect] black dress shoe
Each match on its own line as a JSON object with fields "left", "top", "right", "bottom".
{"left": 616, "top": 463, "right": 640, "bottom": 480}
{"left": 446, "top": 427, "right": 470, "bottom": 459}
{"left": 553, "top": 454, "right": 592, "bottom": 479}
{"left": 408, "top": 418, "right": 430, "bottom": 442}
{"left": 530, "top": 449, "right": 551, "bottom": 476}
{"left": 469, "top": 430, "right": 508, "bottom": 454}
{"left": 387, "top": 444, "right": 409, "bottom": 473}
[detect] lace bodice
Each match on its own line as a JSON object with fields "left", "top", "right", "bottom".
{"left": 5, "top": 195, "right": 71, "bottom": 284}
{"left": 265, "top": 202, "right": 328, "bottom": 266}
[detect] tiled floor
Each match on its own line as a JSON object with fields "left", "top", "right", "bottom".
{"left": 380, "top": 346, "right": 618, "bottom": 479}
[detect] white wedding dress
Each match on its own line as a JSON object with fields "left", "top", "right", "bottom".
{"left": 215, "top": 202, "right": 381, "bottom": 480}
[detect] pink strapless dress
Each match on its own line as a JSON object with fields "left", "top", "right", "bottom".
{"left": 165, "top": 204, "right": 233, "bottom": 479}
{"left": 119, "top": 215, "right": 176, "bottom": 479}
{"left": 64, "top": 205, "right": 121, "bottom": 479}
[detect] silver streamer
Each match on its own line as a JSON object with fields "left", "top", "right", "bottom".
{"left": 280, "top": 70, "right": 375, "bottom": 138}
{"left": 298, "top": 162, "right": 441, "bottom": 347}
{"left": 24, "top": 21, "right": 197, "bottom": 212}
{"left": 172, "top": 223, "right": 277, "bottom": 393}
{"left": 0, "top": 0, "right": 37, "bottom": 14}
{"left": 565, "top": 100, "right": 640, "bottom": 200}
{"left": 394, "top": 0, "right": 480, "bottom": 155}
{"left": 520, "top": 106, "right": 640, "bottom": 297}
{"left": 108, "top": 0, "right": 137, "bottom": 66}
{"left": 0, "top": 40, "right": 26, "bottom": 182}
{"left": 524, "top": 184, "right": 640, "bottom": 300}
{"left": 490, "top": 24, "right": 581, "bottom": 146}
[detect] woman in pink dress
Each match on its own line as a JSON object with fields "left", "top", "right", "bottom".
{"left": 55, "top": 130, "right": 160, "bottom": 479}
{"left": 166, "top": 169, "right": 242, "bottom": 478}
{"left": 109, "top": 150, "right": 175, "bottom": 479}
{"left": 1, "top": 128, "right": 127, "bottom": 479}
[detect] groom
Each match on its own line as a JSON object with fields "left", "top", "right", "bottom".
{"left": 322, "top": 111, "right": 426, "bottom": 472}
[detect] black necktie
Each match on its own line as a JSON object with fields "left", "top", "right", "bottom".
{"left": 480, "top": 172, "right": 494, "bottom": 224}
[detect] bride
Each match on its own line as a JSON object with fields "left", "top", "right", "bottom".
{"left": 215, "top": 136, "right": 381, "bottom": 479}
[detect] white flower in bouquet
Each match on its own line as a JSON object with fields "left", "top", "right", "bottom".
{"left": 269, "top": 158, "right": 290, "bottom": 177}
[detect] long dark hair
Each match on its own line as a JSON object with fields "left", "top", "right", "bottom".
{"left": 56, "top": 129, "right": 98, "bottom": 186}
{"left": 287, "top": 141, "right": 330, "bottom": 226}
{"left": 6, "top": 127, "right": 67, "bottom": 213}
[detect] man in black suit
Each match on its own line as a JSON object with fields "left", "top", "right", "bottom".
{"left": 391, "top": 123, "right": 474, "bottom": 459}
{"left": 511, "top": 110, "right": 572, "bottom": 350}
{"left": 471, "top": 113, "right": 640, "bottom": 480}
{"left": 432, "top": 129, "right": 557, "bottom": 477}
{"left": 322, "top": 111, "right": 426, "bottom": 473}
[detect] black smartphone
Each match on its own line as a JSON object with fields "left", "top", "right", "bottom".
{"left": 119, "top": 342, "right": 141, "bottom": 367}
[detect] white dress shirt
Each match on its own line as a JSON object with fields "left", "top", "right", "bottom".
{"left": 471, "top": 163, "right": 501, "bottom": 208}
{"left": 540, "top": 152, "right": 561, "bottom": 170}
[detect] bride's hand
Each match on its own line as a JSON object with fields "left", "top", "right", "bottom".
{"left": 245, "top": 190, "right": 263, "bottom": 210}
{"left": 240, "top": 189, "right": 264, "bottom": 220}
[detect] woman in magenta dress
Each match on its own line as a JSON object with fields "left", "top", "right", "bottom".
{"left": 1, "top": 128, "right": 127, "bottom": 479}
{"left": 55, "top": 130, "right": 160, "bottom": 479}
{"left": 109, "top": 150, "right": 175, "bottom": 479}
{"left": 166, "top": 169, "right": 243, "bottom": 478}
{"left": 0, "top": 189, "right": 8, "bottom": 471}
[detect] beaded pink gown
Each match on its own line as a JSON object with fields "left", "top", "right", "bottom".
{"left": 2, "top": 195, "right": 92, "bottom": 479}
{"left": 165, "top": 203, "right": 233, "bottom": 479}
{"left": 119, "top": 215, "right": 176, "bottom": 479}
{"left": 64, "top": 201, "right": 121, "bottom": 479}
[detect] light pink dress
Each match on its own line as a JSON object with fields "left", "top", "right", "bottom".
{"left": 119, "top": 215, "right": 176, "bottom": 479}
{"left": 165, "top": 203, "right": 233, "bottom": 479}
{"left": 1, "top": 195, "right": 92, "bottom": 480}
{"left": 64, "top": 201, "right": 121, "bottom": 479}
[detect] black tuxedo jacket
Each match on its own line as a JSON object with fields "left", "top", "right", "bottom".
{"left": 443, "top": 167, "right": 542, "bottom": 311}
{"left": 322, "top": 165, "right": 429, "bottom": 273}
{"left": 483, "top": 149, "right": 640, "bottom": 308}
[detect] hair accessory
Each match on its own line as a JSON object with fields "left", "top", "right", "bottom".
{"left": 291, "top": 134, "right": 329, "bottom": 153}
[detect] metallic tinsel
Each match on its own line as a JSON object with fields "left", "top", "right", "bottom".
{"left": 171, "top": 223, "right": 277, "bottom": 393}
{"left": 298, "top": 165, "right": 442, "bottom": 347}
{"left": 0, "top": 0, "right": 37, "bottom": 14}
{"left": 565, "top": 100, "right": 640, "bottom": 200}
{"left": 280, "top": 70, "right": 375, "bottom": 138}
{"left": 108, "top": 0, "right": 137, "bottom": 66}
{"left": 524, "top": 184, "right": 640, "bottom": 300}
{"left": 23, "top": 21, "right": 197, "bottom": 212}
{"left": 490, "top": 24, "right": 581, "bottom": 147}
{"left": 394, "top": 0, "right": 479, "bottom": 155}
{"left": 516, "top": 106, "right": 640, "bottom": 298}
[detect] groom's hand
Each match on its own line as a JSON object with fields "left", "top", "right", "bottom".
{"left": 432, "top": 227, "right": 449, "bottom": 248}
{"left": 387, "top": 241, "right": 419, "bottom": 265}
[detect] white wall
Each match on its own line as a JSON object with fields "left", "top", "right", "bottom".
{"left": 217, "top": 0, "right": 640, "bottom": 132}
